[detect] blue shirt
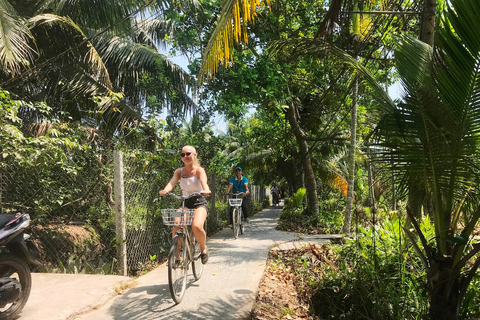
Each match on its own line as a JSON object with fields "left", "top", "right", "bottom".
{"left": 229, "top": 176, "right": 248, "bottom": 193}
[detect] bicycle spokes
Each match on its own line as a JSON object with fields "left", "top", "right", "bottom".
{"left": 168, "top": 236, "right": 188, "bottom": 303}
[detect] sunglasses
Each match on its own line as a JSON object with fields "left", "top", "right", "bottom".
{"left": 180, "top": 152, "right": 193, "bottom": 157}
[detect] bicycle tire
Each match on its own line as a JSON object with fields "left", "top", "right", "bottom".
{"left": 168, "top": 235, "right": 188, "bottom": 304}
{"left": 239, "top": 209, "right": 245, "bottom": 235}
{"left": 191, "top": 238, "right": 204, "bottom": 280}
{"left": 0, "top": 254, "right": 32, "bottom": 320}
{"left": 232, "top": 207, "right": 239, "bottom": 239}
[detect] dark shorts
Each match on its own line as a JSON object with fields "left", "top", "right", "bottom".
{"left": 185, "top": 196, "right": 208, "bottom": 215}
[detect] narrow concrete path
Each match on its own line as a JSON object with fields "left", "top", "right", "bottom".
{"left": 68, "top": 206, "right": 296, "bottom": 320}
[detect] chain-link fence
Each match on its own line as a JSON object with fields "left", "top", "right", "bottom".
{"left": 116, "top": 150, "right": 268, "bottom": 275}
{"left": 0, "top": 145, "right": 117, "bottom": 273}
{"left": 0, "top": 146, "right": 267, "bottom": 276}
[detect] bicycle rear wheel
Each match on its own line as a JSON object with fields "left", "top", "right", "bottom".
{"left": 168, "top": 235, "right": 188, "bottom": 304}
{"left": 191, "top": 239, "right": 204, "bottom": 280}
{"left": 232, "top": 207, "right": 239, "bottom": 239}
{"left": 239, "top": 209, "right": 245, "bottom": 235}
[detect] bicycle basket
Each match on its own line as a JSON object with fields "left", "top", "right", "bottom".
{"left": 228, "top": 198, "right": 243, "bottom": 206}
{"left": 161, "top": 209, "right": 195, "bottom": 226}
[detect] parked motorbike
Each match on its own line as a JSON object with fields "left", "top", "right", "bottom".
{"left": 0, "top": 212, "right": 41, "bottom": 319}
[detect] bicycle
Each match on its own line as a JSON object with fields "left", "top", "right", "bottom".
{"left": 161, "top": 192, "right": 205, "bottom": 304}
{"left": 228, "top": 192, "right": 246, "bottom": 239}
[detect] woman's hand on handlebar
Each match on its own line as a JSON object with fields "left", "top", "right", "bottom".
{"left": 160, "top": 191, "right": 210, "bottom": 198}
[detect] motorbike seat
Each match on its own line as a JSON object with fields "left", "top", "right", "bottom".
{"left": 0, "top": 214, "right": 19, "bottom": 229}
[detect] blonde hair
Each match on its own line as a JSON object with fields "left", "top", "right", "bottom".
{"left": 182, "top": 145, "right": 200, "bottom": 166}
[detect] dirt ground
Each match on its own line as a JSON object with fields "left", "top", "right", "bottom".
{"left": 251, "top": 243, "right": 337, "bottom": 320}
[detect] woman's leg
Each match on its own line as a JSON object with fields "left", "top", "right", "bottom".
{"left": 172, "top": 226, "right": 180, "bottom": 238}
{"left": 171, "top": 226, "right": 181, "bottom": 259}
{"left": 192, "top": 207, "right": 208, "bottom": 254}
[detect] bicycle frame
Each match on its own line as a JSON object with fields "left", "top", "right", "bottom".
{"left": 228, "top": 192, "right": 246, "bottom": 239}
{"left": 161, "top": 192, "right": 205, "bottom": 303}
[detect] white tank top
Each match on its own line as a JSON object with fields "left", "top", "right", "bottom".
{"left": 180, "top": 168, "right": 203, "bottom": 196}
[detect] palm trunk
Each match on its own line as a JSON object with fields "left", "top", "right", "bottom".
{"left": 420, "top": 0, "right": 436, "bottom": 47}
{"left": 285, "top": 100, "right": 319, "bottom": 216}
{"left": 429, "top": 265, "right": 460, "bottom": 320}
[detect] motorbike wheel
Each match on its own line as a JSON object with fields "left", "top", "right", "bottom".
{"left": 0, "top": 254, "right": 32, "bottom": 320}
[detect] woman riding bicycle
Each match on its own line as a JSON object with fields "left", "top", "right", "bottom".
{"left": 159, "top": 145, "right": 211, "bottom": 264}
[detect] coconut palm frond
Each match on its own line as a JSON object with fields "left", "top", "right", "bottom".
{"left": 0, "top": 0, "right": 36, "bottom": 75}
{"left": 91, "top": 33, "right": 195, "bottom": 114}
{"left": 97, "top": 97, "right": 144, "bottom": 131}
{"left": 45, "top": 0, "right": 153, "bottom": 33}
{"left": 29, "top": 14, "right": 111, "bottom": 86}
{"left": 131, "top": 16, "right": 175, "bottom": 50}
{"left": 270, "top": 37, "right": 395, "bottom": 110}
{"left": 163, "top": 0, "right": 202, "bottom": 12}
{"left": 371, "top": 0, "right": 480, "bottom": 255}
{"left": 154, "top": 55, "right": 196, "bottom": 115}
{"left": 198, "top": 0, "right": 270, "bottom": 83}
{"left": 244, "top": 149, "right": 273, "bottom": 163}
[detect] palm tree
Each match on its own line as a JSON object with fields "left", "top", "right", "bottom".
{"left": 370, "top": 0, "right": 480, "bottom": 318}
{"left": 0, "top": 0, "right": 196, "bottom": 128}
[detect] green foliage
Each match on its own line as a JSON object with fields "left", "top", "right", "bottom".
{"left": 461, "top": 275, "right": 480, "bottom": 318}
{"left": 0, "top": 90, "right": 24, "bottom": 155}
{"left": 365, "top": 2, "right": 480, "bottom": 317}
{"left": 317, "top": 198, "right": 344, "bottom": 234}
{"left": 279, "top": 189, "right": 345, "bottom": 234}
{"left": 283, "top": 188, "right": 306, "bottom": 211}
{"left": 38, "top": 254, "right": 116, "bottom": 275}
{"left": 2, "top": 1, "right": 195, "bottom": 129}
{"left": 313, "top": 217, "right": 429, "bottom": 319}
{"left": 279, "top": 189, "right": 305, "bottom": 225}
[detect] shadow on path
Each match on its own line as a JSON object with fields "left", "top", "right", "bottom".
{"left": 74, "top": 206, "right": 296, "bottom": 320}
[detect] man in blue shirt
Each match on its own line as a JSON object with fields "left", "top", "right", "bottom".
{"left": 225, "top": 167, "right": 250, "bottom": 225}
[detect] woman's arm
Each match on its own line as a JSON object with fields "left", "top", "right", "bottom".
{"left": 159, "top": 168, "right": 181, "bottom": 196}
{"left": 197, "top": 166, "right": 211, "bottom": 195}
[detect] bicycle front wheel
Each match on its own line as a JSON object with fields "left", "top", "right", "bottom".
{"left": 232, "top": 207, "right": 239, "bottom": 239}
{"left": 168, "top": 235, "right": 188, "bottom": 304}
{"left": 191, "top": 239, "right": 204, "bottom": 280}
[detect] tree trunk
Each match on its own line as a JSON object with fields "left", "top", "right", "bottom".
{"left": 420, "top": 0, "right": 436, "bottom": 46}
{"left": 429, "top": 264, "right": 461, "bottom": 320}
{"left": 405, "top": 0, "right": 436, "bottom": 225}
{"left": 285, "top": 101, "right": 319, "bottom": 216}
{"left": 391, "top": 158, "right": 396, "bottom": 211}
{"left": 342, "top": 77, "right": 358, "bottom": 236}
{"left": 366, "top": 159, "right": 375, "bottom": 210}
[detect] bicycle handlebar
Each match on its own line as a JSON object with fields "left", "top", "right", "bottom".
{"left": 228, "top": 192, "right": 247, "bottom": 197}
{"left": 162, "top": 192, "right": 205, "bottom": 200}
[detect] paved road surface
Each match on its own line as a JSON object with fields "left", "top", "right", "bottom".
{"left": 20, "top": 205, "right": 297, "bottom": 320}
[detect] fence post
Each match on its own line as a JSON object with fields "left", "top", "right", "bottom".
{"left": 114, "top": 150, "right": 127, "bottom": 276}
